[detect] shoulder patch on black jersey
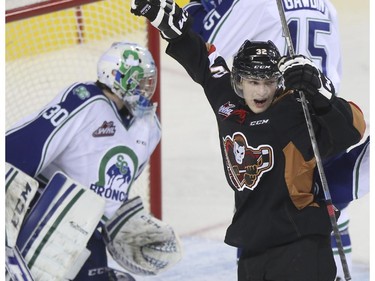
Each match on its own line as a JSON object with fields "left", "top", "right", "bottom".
{"left": 218, "top": 101, "right": 249, "bottom": 124}
{"left": 218, "top": 101, "right": 236, "bottom": 117}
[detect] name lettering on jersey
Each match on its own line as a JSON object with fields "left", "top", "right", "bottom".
{"left": 92, "top": 121, "right": 116, "bottom": 137}
{"left": 283, "top": 0, "right": 326, "bottom": 14}
{"left": 223, "top": 132, "right": 274, "bottom": 191}
{"left": 249, "top": 119, "right": 269, "bottom": 126}
{"left": 73, "top": 85, "right": 91, "bottom": 100}
{"left": 90, "top": 147, "right": 138, "bottom": 202}
{"left": 218, "top": 102, "right": 236, "bottom": 117}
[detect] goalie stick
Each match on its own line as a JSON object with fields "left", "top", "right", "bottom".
{"left": 275, "top": 0, "right": 351, "bottom": 280}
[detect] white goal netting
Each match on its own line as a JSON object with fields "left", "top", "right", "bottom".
{"left": 6, "top": 0, "right": 161, "bottom": 215}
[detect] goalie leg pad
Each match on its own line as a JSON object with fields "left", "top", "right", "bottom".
{"left": 16, "top": 172, "right": 68, "bottom": 251}
{"left": 5, "top": 163, "right": 39, "bottom": 248}
{"left": 16, "top": 172, "right": 106, "bottom": 281}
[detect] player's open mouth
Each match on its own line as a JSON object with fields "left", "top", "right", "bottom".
{"left": 254, "top": 99, "right": 267, "bottom": 106}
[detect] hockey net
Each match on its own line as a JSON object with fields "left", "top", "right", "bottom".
{"left": 5, "top": 0, "right": 162, "bottom": 218}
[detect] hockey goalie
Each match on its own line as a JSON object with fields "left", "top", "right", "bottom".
{"left": 5, "top": 163, "right": 182, "bottom": 281}
{"left": 5, "top": 39, "right": 182, "bottom": 280}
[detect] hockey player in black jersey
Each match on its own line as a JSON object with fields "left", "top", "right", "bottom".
{"left": 131, "top": 1, "right": 366, "bottom": 280}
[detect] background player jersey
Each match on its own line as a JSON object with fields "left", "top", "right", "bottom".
{"left": 6, "top": 82, "right": 161, "bottom": 218}
{"left": 185, "top": 0, "right": 342, "bottom": 92}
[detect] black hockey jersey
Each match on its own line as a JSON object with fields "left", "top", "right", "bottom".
{"left": 166, "top": 30, "right": 365, "bottom": 253}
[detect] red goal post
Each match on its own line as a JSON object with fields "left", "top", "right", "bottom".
{"left": 5, "top": 0, "right": 162, "bottom": 218}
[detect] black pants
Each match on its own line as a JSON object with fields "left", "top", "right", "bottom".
{"left": 237, "top": 235, "right": 336, "bottom": 281}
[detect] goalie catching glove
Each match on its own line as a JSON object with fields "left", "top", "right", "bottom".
{"left": 103, "top": 196, "right": 182, "bottom": 275}
{"left": 278, "top": 55, "right": 336, "bottom": 113}
{"left": 130, "top": 0, "right": 191, "bottom": 39}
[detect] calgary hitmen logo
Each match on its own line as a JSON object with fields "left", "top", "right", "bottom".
{"left": 223, "top": 132, "right": 274, "bottom": 191}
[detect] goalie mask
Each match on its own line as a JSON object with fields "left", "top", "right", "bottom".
{"left": 231, "top": 40, "right": 282, "bottom": 98}
{"left": 97, "top": 42, "right": 157, "bottom": 117}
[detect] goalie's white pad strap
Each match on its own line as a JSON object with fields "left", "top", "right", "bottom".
{"left": 63, "top": 248, "right": 91, "bottom": 280}
{"left": 17, "top": 172, "right": 105, "bottom": 281}
{"left": 5, "top": 163, "right": 39, "bottom": 248}
{"left": 6, "top": 246, "right": 34, "bottom": 281}
{"left": 104, "top": 196, "right": 182, "bottom": 276}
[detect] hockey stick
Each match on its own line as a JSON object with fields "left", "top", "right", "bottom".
{"left": 275, "top": 0, "right": 351, "bottom": 280}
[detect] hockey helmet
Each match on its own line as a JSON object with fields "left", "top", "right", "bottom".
{"left": 231, "top": 40, "right": 282, "bottom": 98}
{"left": 97, "top": 42, "right": 157, "bottom": 116}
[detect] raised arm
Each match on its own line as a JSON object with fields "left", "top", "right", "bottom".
{"left": 131, "top": 0, "right": 213, "bottom": 84}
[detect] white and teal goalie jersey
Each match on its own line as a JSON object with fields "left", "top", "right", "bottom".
{"left": 6, "top": 82, "right": 161, "bottom": 218}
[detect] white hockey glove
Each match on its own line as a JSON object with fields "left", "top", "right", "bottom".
{"left": 103, "top": 196, "right": 182, "bottom": 275}
{"left": 130, "top": 0, "right": 191, "bottom": 39}
{"left": 278, "top": 55, "right": 335, "bottom": 113}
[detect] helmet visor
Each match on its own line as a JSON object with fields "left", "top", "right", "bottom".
{"left": 137, "top": 75, "right": 157, "bottom": 99}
